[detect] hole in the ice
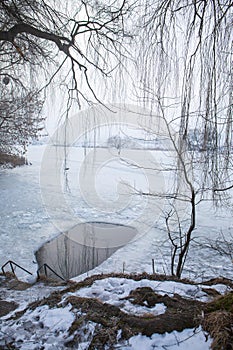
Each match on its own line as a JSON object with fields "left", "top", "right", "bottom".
{"left": 35, "top": 222, "right": 137, "bottom": 280}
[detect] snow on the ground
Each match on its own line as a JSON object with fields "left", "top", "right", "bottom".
{"left": 0, "top": 277, "right": 65, "bottom": 320}
{"left": 0, "top": 312, "right": 212, "bottom": 350}
{"left": 0, "top": 274, "right": 219, "bottom": 350}
{"left": 73, "top": 277, "right": 167, "bottom": 315}
{"left": 71, "top": 276, "right": 230, "bottom": 315}
{"left": 0, "top": 304, "right": 75, "bottom": 350}
{"left": 119, "top": 327, "right": 211, "bottom": 350}
{"left": 201, "top": 283, "right": 232, "bottom": 295}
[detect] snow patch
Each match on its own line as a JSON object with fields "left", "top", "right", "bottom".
{"left": 119, "top": 327, "right": 211, "bottom": 350}
{"left": 72, "top": 277, "right": 212, "bottom": 316}
{"left": 0, "top": 304, "right": 75, "bottom": 349}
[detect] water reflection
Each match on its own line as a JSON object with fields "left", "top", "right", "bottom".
{"left": 35, "top": 222, "right": 137, "bottom": 280}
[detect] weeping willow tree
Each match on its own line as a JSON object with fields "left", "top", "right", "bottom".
{"left": 129, "top": 1, "right": 232, "bottom": 277}
{"left": 136, "top": 0, "right": 232, "bottom": 194}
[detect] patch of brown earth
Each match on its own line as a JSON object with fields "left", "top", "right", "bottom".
{"left": 0, "top": 300, "right": 18, "bottom": 317}
{"left": 0, "top": 273, "right": 31, "bottom": 291}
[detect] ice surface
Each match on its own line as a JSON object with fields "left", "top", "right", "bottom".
{"left": 0, "top": 145, "right": 232, "bottom": 282}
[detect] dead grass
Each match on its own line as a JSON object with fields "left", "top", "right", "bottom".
{"left": 0, "top": 272, "right": 31, "bottom": 291}
{"left": 2, "top": 272, "right": 232, "bottom": 349}
{"left": 65, "top": 288, "right": 203, "bottom": 338}
{"left": 202, "top": 311, "right": 233, "bottom": 350}
{"left": 0, "top": 300, "right": 18, "bottom": 317}
{"left": 201, "top": 277, "right": 233, "bottom": 289}
{"left": 202, "top": 292, "right": 233, "bottom": 350}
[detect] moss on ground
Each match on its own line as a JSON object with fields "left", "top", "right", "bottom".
{"left": 207, "top": 292, "right": 233, "bottom": 313}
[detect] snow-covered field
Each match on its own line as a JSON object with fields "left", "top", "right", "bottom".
{"left": 0, "top": 145, "right": 232, "bottom": 281}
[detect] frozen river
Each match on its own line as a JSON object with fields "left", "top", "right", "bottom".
{"left": 0, "top": 145, "right": 232, "bottom": 281}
